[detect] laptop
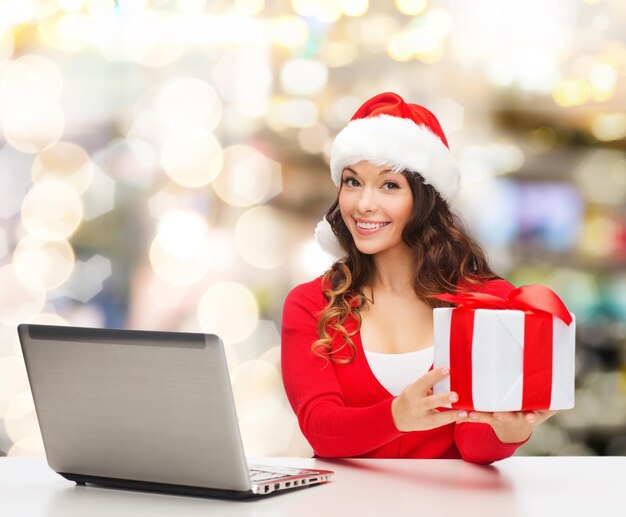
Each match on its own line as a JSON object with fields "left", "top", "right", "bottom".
{"left": 17, "top": 324, "right": 333, "bottom": 499}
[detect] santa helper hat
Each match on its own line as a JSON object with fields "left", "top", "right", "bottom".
{"left": 315, "top": 91, "right": 461, "bottom": 259}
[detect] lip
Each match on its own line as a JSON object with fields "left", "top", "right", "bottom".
{"left": 353, "top": 218, "right": 390, "bottom": 236}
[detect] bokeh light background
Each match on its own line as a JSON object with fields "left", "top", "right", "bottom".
{"left": 1, "top": 0, "right": 626, "bottom": 458}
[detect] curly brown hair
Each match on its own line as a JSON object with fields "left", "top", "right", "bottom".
{"left": 312, "top": 170, "right": 498, "bottom": 364}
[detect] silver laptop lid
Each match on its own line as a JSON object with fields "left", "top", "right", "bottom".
{"left": 18, "top": 324, "right": 251, "bottom": 492}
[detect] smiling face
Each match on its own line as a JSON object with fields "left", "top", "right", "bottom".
{"left": 338, "top": 160, "right": 414, "bottom": 256}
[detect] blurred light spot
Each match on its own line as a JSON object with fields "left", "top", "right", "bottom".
{"left": 578, "top": 215, "right": 618, "bottom": 258}
{"left": 7, "top": 436, "right": 45, "bottom": 457}
{"left": 148, "top": 190, "right": 178, "bottom": 219}
{"left": 122, "top": 12, "right": 183, "bottom": 67}
{"left": 211, "top": 49, "right": 272, "bottom": 112}
{"left": 211, "top": 145, "right": 281, "bottom": 207}
{"left": 5, "top": 391, "right": 40, "bottom": 446}
{"left": 0, "top": 228, "right": 7, "bottom": 260}
{"left": 81, "top": 165, "right": 116, "bottom": 220}
{"left": 590, "top": 62, "right": 617, "bottom": 102}
{"left": 552, "top": 79, "right": 591, "bottom": 107}
{"left": 177, "top": 0, "right": 207, "bottom": 14}
{"left": 260, "top": 346, "right": 281, "bottom": 373}
{"left": 429, "top": 97, "right": 464, "bottom": 135}
{"left": 292, "top": 0, "right": 341, "bottom": 22}
{"left": 149, "top": 210, "right": 212, "bottom": 286}
{"left": 118, "top": 0, "right": 148, "bottom": 14}
{"left": 48, "top": 254, "right": 111, "bottom": 303}
{"left": 387, "top": 21, "right": 445, "bottom": 63}
{"left": 575, "top": 150, "right": 626, "bottom": 205}
{"left": 590, "top": 113, "right": 626, "bottom": 142}
{"left": 545, "top": 269, "right": 600, "bottom": 323}
{"left": 197, "top": 282, "right": 259, "bottom": 344}
{"left": 3, "top": 104, "right": 65, "bottom": 154}
{"left": 31, "top": 141, "right": 94, "bottom": 194}
{"left": 0, "top": 0, "right": 35, "bottom": 27}
{"left": 38, "top": 14, "right": 91, "bottom": 53}
{"left": 13, "top": 236, "right": 75, "bottom": 292}
{"left": 340, "top": 0, "right": 368, "bottom": 16}
{"left": 270, "top": 16, "right": 309, "bottom": 48}
{"left": 233, "top": 0, "right": 264, "bottom": 16}
{"left": 319, "top": 40, "right": 358, "bottom": 67}
{"left": 0, "top": 265, "right": 45, "bottom": 325}
{"left": 527, "top": 126, "right": 558, "bottom": 153}
{"left": 298, "top": 122, "right": 330, "bottom": 154}
{"left": 345, "top": 14, "right": 398, "bottom": 52}
{"left": 280, "top": 59, "right": 328, "bottom": 96}
{"left": 235, "top": 206, "right": 289, "bottom": 269}
{"left": 396, "top": 0, "right": 427, "bottom": 16}
{"left": 27, "top": 313, "right": 70, "bottom": 326}
{"left": 0, "top": 356, "right": 30, "bottom": 415}
{"left": 161, "top": 133, "right": 223, "bottom": 188}
{"left": 156, "top": 78, "right": 222, "bottom": 137}
{"left": 231, "top": 359, "right": 282, "bottom": 412}
{"left": 0, "top": 29, "right": 14, "bottom": 65}
{"left": 237, "top": 398, "right": 295, "bottom": 456}
{"left": 592, "top": 15, "right": 608, "bottom": 31}
{"left": 60, "top": 0, "right": 85, "bottom": 13}
{"left": 274, "top": 98, "right": 318, "bottom": 129}
{"left": 21, "top": 180, "right": 83, "bottom": 241}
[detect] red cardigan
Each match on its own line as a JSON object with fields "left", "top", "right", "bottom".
{"left": 281, "top": 276, "right": 527, "bottom": 464}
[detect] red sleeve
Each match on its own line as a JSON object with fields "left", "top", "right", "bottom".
{"left": 281, "top": 280, "right": 403, "bottom": 458}
{"left": 454, "top": 422, "right": 529, "bottom": 465}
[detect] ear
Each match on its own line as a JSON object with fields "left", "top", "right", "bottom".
{"left": 314, "top": 218, "right": 346, "bottom": 259}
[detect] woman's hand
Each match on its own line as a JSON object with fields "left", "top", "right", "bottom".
{"left": 391, "top": 368, "right": 469, "bottom": 432}
{"left": 464, "top": 410, "right": 557, "bottom": 443}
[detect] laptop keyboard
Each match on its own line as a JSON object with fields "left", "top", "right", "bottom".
{"left": 248, "top": 466, "right": 313, "bottom": 483}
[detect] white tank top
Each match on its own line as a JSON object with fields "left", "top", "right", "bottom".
{"left": 364, "top": 347, "right": 434, "bottom": 396}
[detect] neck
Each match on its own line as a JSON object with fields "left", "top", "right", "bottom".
{"left": 369, "top": 244, "right": 416, "bottom": 295}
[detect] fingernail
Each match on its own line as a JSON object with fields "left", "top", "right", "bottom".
{"left": 448, "top": 393, "right": 458, "bottom": 402}
{"left": 441, "top": 367, "right": 449, "bottom": 375}
{"left": 458, "top": 411, "right": 468, "bottom": 418}
{"left": 470, "top": 412, "right": 478, "bottom": 420}
{"left": 494, "top": 414, "right": 502, "bottom": 420}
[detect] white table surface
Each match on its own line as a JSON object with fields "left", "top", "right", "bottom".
{"left": 1, "top": 455, "right": 624, "bottom": 517}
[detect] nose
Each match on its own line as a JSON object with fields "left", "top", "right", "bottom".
{"left": 356, "top": 186, "right": 377, "bottom": 214}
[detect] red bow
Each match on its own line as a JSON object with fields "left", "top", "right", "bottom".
{"left": 434, "top": 285, "right": 573, "bottom": 326}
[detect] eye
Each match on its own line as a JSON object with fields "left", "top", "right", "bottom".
{"left": 342, "top": 177, "right": 360, "bottom": 187}
{"left": 382, "top": 181, "right": 400, "bottom": 190}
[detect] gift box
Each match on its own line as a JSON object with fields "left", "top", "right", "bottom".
{"left": 433, "top": 285, "right": 576, "bottom": 412}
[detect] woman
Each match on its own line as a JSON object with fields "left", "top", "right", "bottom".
{"left": 281, "top": 92, "right": 555, "bottom": 464}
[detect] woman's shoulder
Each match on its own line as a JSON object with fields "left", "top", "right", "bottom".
{"left": 284, "top": 275, "right": 328, "bottom": 308}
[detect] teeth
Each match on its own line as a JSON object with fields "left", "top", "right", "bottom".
{"left": 356, "top": 221, "right": 389, "bottom": 229}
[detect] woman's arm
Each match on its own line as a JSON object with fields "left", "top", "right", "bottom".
{"left": 281, "top": 283, "right": 403, "bottom": 458}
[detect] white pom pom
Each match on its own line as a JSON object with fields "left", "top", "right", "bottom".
{"left": 314, "top": 218, "right": 346, "bottom": 259}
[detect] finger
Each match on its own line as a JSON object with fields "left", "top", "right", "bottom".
{"left": 524, "top": 411, "right": 539, "bottom": 423}
{"left": 422, "top": 391, "right": 459, "bottom": 411}
{"left": 430, "top": 408, "right": 469, "bottom": 427}
{"left": 493, "top": 411, "right": 516, "bottom": 421}
{"left": 415, "top": 367, "right": 450, "bottom": 394}
{"left": 467, "top": 411, "right": 495, "bottom": 424}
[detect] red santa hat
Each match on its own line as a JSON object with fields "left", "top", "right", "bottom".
{"left": 316, "top": 91, "right": 461, "bottom": 258}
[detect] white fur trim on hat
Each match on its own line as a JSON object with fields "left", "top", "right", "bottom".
{"left": 330, "top": 114, "right": 460, "bottom": 202}
{"left": 314, "top": 218, "right": 346, "bottom": 259}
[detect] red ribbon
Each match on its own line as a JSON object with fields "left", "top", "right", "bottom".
{"left": 435, "top": 285, "right": 572, "bottom": 411}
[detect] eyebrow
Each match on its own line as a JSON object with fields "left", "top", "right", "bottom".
{"left": 344, "top": 167, "right": 393, "bottom": 176}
